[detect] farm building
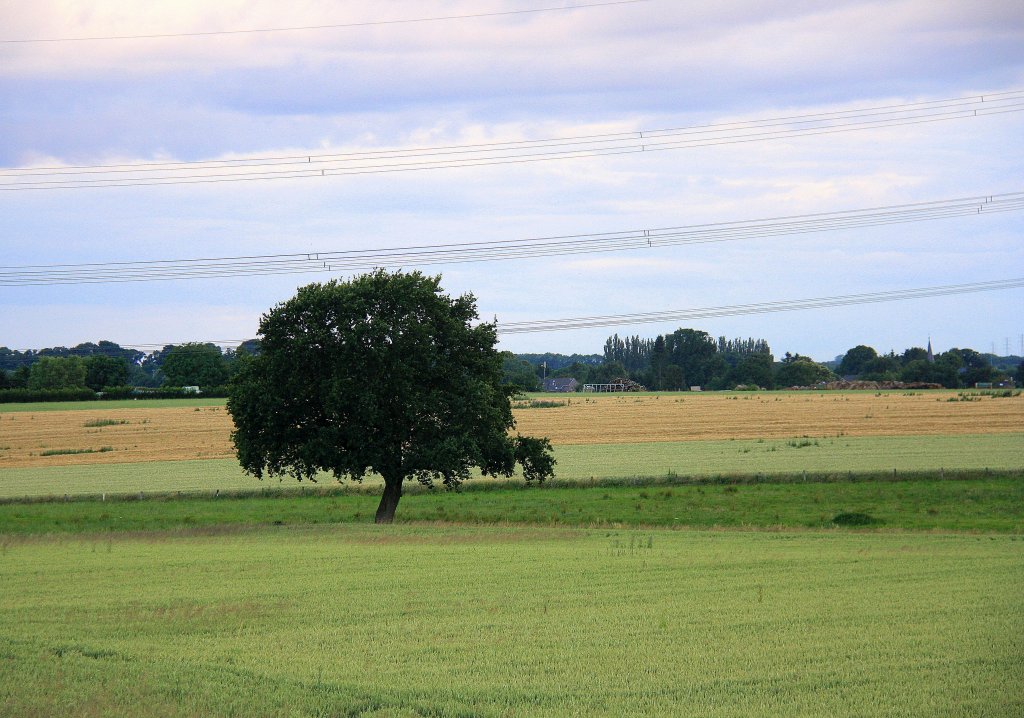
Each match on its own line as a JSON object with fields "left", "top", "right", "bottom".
{"left": 542, "top": 378, "right": 578, "bottom": 392}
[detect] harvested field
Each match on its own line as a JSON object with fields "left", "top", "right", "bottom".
{"left": 517, "top": 390, "right": 1024, "bottom": 444}
{"left": 0, "top": 391, "right": 1021, "bottom": 469}
{"left": 0, "top": 405, "right": 233, "bottom": 468}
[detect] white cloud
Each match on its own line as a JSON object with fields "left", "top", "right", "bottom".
{"left": 1, "top": 0, "right": 1022, "bottom": 360}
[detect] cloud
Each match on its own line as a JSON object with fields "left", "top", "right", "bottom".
{"left": 1, "top": 0, "right": 1022, "bottom": 360}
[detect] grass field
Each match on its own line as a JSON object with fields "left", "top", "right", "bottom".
{"left": 1, "top": 525, "right": 1020, "bottom": 717}
{"left": 2, "top": 433, "right": 1021, "bottom": 499}
{"left": 2, "top": 473, "right": 1021, "bottom": 535}
{"left": 1, "top": 391, "right": 1021, "bottom": 716}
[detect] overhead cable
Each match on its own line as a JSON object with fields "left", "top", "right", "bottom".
{"left": 495, "top": 278, "right": 1024, "bottom": 333}
{"left": 0, "top": 1, "right": 651, "bottom": 43}
{"left": 2, "top": 91, "right": 1021, "bottom": 191}
{"left": 1, "top": 191, "right": 1021, "bottom": 286}
{"left": 5, "top": 277, "right": 1019, "bottom": 354}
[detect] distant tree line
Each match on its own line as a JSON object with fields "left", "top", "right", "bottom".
{"left": 501, "top": 330, "right": 1023, "bottom": 392}
{"left": 832, "top": 344, "right": 1018, "bottom": 388}
{"left": 2, "top": 334, "right": 1021, "bottom": 400}
{"left": 0, "top": 339, "right": 261, "bottom": 401}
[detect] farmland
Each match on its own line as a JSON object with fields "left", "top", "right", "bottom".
{"left": 0, "top": 390, "right": 1021, "bottom": 498}
{"left": 1, "top": 433, "right": 1022, "bottom": 500}
{"left": 1, "top": 525, "right": 1021, "bottom": 717}
{"left": 1, "top": 390, "right": 1021, "bottom": 717}
{"left": 0, "top": 387, "right": 1019, "bottom": 497}
{"left": 1, "top": 390, "right": 1021, "bottom": 470}
{"left": 2, "top": 473, "right": 1022, "bottom": 535}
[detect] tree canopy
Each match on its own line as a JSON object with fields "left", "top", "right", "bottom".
{"left": 84, "top": 355, "right": 131, "bottom": 391}
{"left": 27, "top": 356, "right": 87, "bottom": 390}
{"left": 161, "top": 343, "right": 230, "bottom": 387}
{"left": 227, "top": 270, "right": 555, "bottom": 523}
{"left": 837, "top": 345, "right": 879, "bottom": 376}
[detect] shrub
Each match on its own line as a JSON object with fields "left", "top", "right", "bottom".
{"left": 832, "top": 512, "right": 882, "bottom": 527}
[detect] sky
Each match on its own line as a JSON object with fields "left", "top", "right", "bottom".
{"left": 1, "top": 0, "right": 1023, "bottom": 362}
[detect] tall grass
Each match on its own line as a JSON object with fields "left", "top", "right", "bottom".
{"left": 0, "top": 526, "right": 1020, "bottom": 717}
{"left": 1, "top": 473, "right": 1021, "bottom": 534}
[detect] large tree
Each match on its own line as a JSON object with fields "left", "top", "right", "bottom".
{"left": 664, "top": 328, "right": 724, "bottom": 388}
{"left": 837, "top": 345, "right": 878, "bottom": 377}
{"left": 227, "top": 270, "right": 555, "bottom": 523}
{"left": 161, "top": 343, "right": 229, "bottom": 387}
{"left": 775, "top": 358, "right": 834, "bottom": 387}
{"left": 84, "top": 354, "right": 130, "bottom": 391}
{"left": 27, "top": 356, "right": 87, "bottom": 390}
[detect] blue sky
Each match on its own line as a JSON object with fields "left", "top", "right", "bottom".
{"left": 2, "top": 0, "right": 1022, "bottom": 361}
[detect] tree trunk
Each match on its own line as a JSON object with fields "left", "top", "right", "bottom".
{"left": 375, "top": 474, "right": 403, "bottom": 524}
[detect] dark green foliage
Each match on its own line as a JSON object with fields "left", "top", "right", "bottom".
{"left": 161, "top": 343, "right": 229, "bottom": 387}
{"left": 664, "top": 328, "right": 726, "bottom": 388}
{"left": 27, "top": 356, "right": 87, "bottom": 390}
{"left": 11, "top": 365, "right": 30, "bottom": 388}
{"left": 860, "top": 353, "right": 902, "bottom": 381}
{"left": 900, "top": 359, "right": 958, "bottom": 388}
{"left": 713, "top": 351, "right": 775, "bottom": 390}
{"left": 717, "top": 336, "right": 772, "bottom": 358}
{"left": 227, "top": 270, "right": 555, "bottom": 523}
{"left": 0, "top": 388, "right": 97, "bottom": 403}
{"left": 603, "top": 334, "right": 653, "bottom": 372}
{"left": 775, "top": 359, "right": 834, "bottom": 387}
{"left": 901, "top": 347, "right": 929, "bottom": 364}
{"left": 84, "top": 355, "right": 130, "bottom": 391}
{"left": 550, "top": 360, "right": 596, "bottom": 383}
{"left": 838, "top": 345, "right": 879, "bottom": 376}
{"left": 3, "top": 472, "right": 1021, "bottom": 535}
{"left": 0, "top": 386, "right": 228, "bottom": 404}
{"left": 514, "top": 352, "right": 603, "bottom": 374}
{"left": 832, "top": 512, "right": 882, "bottom": 526}
{"left": 501, "top": 352, "right": 541, "bottom": 391}
{"left": 601, "top": 331, "right": 773, "bottom": 390}
{"left": 0, "top": 347, "right": 29, "bottom": 373}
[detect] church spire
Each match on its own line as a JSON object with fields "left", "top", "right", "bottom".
{"left": 927, "top": 337, "right": 934, "bottom": 363}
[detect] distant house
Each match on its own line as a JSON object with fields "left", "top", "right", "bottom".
{"left": 543, "top": 378, "right": 578, "bottom": 393}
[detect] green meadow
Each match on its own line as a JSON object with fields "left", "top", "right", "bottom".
{"left": 1, "top": 525, "right": 1020, "bottom": 717}
{"left": 2, "top": 433, "right": 1020, "bottom": 499}
{"left": 2, "top": 474, "right": 1022, "bottom": 535}
{"left": 1, "top": 396, "right": 1020, "bottom": 717}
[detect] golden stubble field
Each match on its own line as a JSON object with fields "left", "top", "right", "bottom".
{"left": 1, "top": 391, "right": 1021, "bottom": 469}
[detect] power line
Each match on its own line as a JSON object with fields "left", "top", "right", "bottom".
{"left": 0, "top": 1, "right": 650, "bottom": 44}
{"left": 17, "top": 92, "right": 1018, "bottom": 174}
{"left": 3, "top": 277, "right": 1019, "bottom": 356}
{"left": 2, "top": 191, "right": 1021, "bottom": 286}
{"left": 2, "top": 91, "right": 1021, "bottom": 191}
{"left": 496, "top": 278, "right": 1024, "bottom": 334}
